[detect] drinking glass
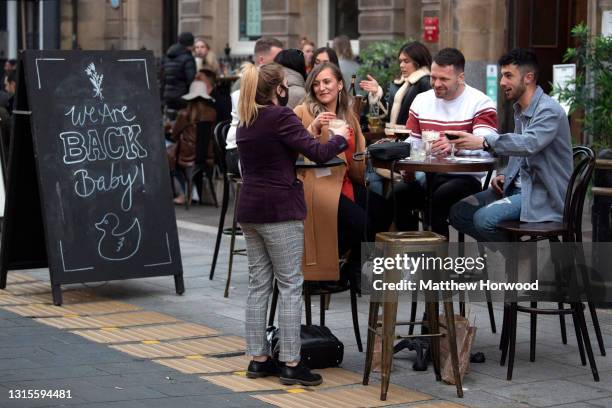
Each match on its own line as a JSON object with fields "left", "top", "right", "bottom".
{"left": 410, "top": 139, "right": 425, "bottom": 161}
{"left": 421, "top": 130, "right": 439, "bottom": 160}
{"left": 445, "top": 133, "right": 459, "bottom": 161}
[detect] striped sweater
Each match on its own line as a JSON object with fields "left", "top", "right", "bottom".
{"left": 406, "top": 84, "right": 498, "bottom": 140}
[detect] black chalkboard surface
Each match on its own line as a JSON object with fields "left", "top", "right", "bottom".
{"left": 0, "top": 50, "right": 184, "bottom": 305}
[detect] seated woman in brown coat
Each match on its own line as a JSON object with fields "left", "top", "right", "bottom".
{"left": 294, "top": 62, "right": 391, "bottom": 284}
{"left": 170, "top": 80, "right": 217, "bottom": 205}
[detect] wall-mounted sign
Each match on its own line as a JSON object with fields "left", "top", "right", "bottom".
{"left": 486, "top": 64, "right": 498, "bottom": 110}
{"left": 602, "top": 10, "right": 612, "bottom": 37}
{"left": 423, "top": 17, "right": 439, "bottom": 43}
{"left": 246, "top": 0, "right": 261, "bottom": 37}
{"left": 552, "top": 63, "right": 576, "bottom": 115}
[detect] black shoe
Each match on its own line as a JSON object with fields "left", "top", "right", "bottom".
{"left": 246, "top": 358, "right": 281, "bottom": 378}
{"left": 279, "top": 362, "right": 323, "bottom": 386}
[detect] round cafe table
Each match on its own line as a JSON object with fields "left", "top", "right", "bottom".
{"left": 372, "top": 156, "right": 496, "bottom": 230}
{"left": 295, "top": 156, "right": 345, "bottom": 169}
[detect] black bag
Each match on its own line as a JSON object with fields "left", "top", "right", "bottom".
{"left": 367, "top": 141, "right": 411, "bottom": 161}
{"left": 268, "top": 325, "right": 344, "bottom": 369}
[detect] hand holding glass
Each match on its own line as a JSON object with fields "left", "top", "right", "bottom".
{"left": 329, "top": 119, "right": 349, "bottom": 140}
{"left": 445, "top": 132, "right": 459, "bottom": 160}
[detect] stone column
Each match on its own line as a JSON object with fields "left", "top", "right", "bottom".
{"left": 260, "top": 0, "right": 301, "bottom": 48}
{"left": 438, "top": 0, "right": 506, "bottom": 93}
{"left": 358, "top": 0, "right": 406, "bottom": 49}
{"left": 125, "top": 0, "right": 162, "bottom": 55}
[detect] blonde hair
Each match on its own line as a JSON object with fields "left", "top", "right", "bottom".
{"left": 303, "top": 62, "right": 359, "bottom": 130}
{"left": 238, "top": 62, "right": 285, "bottom": 127}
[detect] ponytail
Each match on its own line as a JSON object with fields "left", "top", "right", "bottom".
{"left": 238, "top": 63, "right": 260, "bottom": 127}
{"left": 238, "top": 62, "right": 285, "bottom": 128}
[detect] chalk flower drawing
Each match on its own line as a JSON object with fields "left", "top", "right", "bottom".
{"left": 85, "top": 63, "right": 104, "bottom": 100}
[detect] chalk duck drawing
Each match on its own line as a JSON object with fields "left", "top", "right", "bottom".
{"left": 95, "top": 213, "right": 141, "bottom": 261}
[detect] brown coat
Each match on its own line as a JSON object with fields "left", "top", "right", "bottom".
{"left": 171, "top": 105, "right": 217, "bottom": 167}
{"left": 293, "top": 104, "right": 366, "bottom": 281}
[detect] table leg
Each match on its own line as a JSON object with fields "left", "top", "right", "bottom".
{"left": 425, "top": 172, "right": 435, "bottom": 231}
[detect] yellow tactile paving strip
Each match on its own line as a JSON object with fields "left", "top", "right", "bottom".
{"left": 3, "top": 281, "right": 56, "bottom": 295}
{"left": 153, "top": 355, "right": 251, "bottom": 374}
{"left": 2, "top": 301, "right": 141, "bottom": 317}
{"left": 204, "top": 367, "right": 363, "bottom": 392}
{"left": 5, "top": 272, "right": 39, "bottom": 284}
{"left": 21, "top": 290, "right": 106, "bottom": 304}
{"left": 110, "top": 335, "right": 245, "bottom": 358}
{"left": 71, "top": 323, "right": 219, "bottom": 344}
{"left": 252, "top": 384, "right": 432, "bottom": 408}
{"left": 0, "top": 276, "right": 464, "bottom": 407}
{"left": 0, "top": 293, "right": 34, "bottom": 306}
{"left": 34, "top": 311, "right": 178, "bottom": 329}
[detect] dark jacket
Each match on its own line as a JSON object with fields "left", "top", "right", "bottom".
{"left": 385, "top": 74, "right": 431, "bottom": 125}
{"left": 162, "top": 43, "right": 196, "bottom": 103}
{"left": 236, "top": 105, "right": 347, "bottom": 224}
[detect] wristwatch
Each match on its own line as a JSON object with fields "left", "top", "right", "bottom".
{"left": 482, "top": 136, "right": 491, "bottom": 152}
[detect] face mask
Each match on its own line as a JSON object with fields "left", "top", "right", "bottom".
{"left": 276, "top": 85, "right": 289, "bottom": 106}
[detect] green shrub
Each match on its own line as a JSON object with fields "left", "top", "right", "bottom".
{"left": 357, "top": 39, "right": 408, "bottom": 94}
{"left": 554, "top": 24, "right": 612, "bottom": 150}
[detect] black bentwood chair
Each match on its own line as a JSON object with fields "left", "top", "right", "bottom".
{"left": 182, "top": 121, "right": 219, "bottom": 210}
{"left": 497, "top": 146, "right": 602, "bottom": 382}
{"left": 208, "top": 120, "right": 246, "bottom": 297}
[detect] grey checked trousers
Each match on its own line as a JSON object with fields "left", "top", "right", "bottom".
{"left": 241, "top": 220, "right": 304, "bottom": 362}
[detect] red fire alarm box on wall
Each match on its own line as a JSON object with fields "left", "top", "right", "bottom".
{"left": 423, "top": 17, "right": 439, "bottom": 43}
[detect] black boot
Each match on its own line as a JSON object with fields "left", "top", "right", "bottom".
{"left": 279, "top": 362, "right": 323, "bottom": 386}
{"left": 246, "top": 358, "right": 281, "bottom": 378}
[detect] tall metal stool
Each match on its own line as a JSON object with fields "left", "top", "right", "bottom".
{"left": 363, "top": 231, "right": 463, "bottom": 400}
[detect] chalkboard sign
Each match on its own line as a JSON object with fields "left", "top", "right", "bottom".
{"left": 0, "top": 50, "right": 184, "bottom": 305}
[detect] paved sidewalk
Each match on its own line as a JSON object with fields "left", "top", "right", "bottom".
{"left": 0, "top": 203, "right": 611, "bottom": 408}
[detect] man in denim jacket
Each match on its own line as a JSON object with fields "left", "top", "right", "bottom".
{"left": 446, "top": 48, "right": 572, "bottom": 242}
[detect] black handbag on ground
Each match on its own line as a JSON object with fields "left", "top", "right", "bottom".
{"left": 367, "top": 141, "right": 411, "bottom": 161}
{"left": 268, "top": 325, "right": 344, "bottom": 369}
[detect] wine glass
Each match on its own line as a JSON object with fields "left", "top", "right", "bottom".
{"left": 445, "top": 132, "right": 459, "bottom": 161}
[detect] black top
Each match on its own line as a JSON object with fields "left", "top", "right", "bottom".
{"left": 162, "top": 43, "right": 196, "bottom": 102}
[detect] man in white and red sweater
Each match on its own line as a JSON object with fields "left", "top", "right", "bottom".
{"left": 395, "top": 48, "right": 499, "bottom": 236}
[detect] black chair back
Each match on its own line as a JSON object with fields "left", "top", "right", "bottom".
{"left": 195, "top": 121, "right": 214, "bottom": 166}
{"left": 564, "top": 146, "right": 596, "bottom": 241}
{"left": 213, "top": 119, "right": 231, "bottom": 174}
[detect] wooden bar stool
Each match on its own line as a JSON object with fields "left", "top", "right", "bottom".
{"left": 363, "top": 231, "right": 463, "bottom": 400}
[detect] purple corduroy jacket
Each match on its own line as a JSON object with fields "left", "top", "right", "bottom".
{"left": 236, "top": 105, "right": 347, "bottom": 224}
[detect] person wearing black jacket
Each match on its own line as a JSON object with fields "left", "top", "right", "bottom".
{"left": 162, "top": 32, "right": 197, "bottom": 112}
{"left": 359, "top": 41, "right": 432, "bottom": 126}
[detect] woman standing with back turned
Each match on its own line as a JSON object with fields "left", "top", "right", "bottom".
{"left": 236, "top": 62, "right": 349, "bottom": 386}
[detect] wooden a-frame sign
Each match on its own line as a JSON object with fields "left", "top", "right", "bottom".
{"left": 0, "top": 50, "right": 184, "bottom": 305}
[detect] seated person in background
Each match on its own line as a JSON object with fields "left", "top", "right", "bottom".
{"left": 394, "top": 48, "right": 498, "bottom": 236}
{"left": 360, "top": 41, "right": 432, "bottom": 127}
{"left": 170, "top": 80, "right": 217, "bottom": 205}
{"left": 359, "top": 41, "right": 432, "bottom": 196}
{"left": 196, "top": 68, "right": 231, "bottom": 122}
{"left": 448, "top": 49, "right": 572, "bottom": 242}
{"left": 299, "top": 37, "right": 315, "bottom": 74}
{"left": 274, "top": 49, "right": 307, "bottom": 108}
{"left": 309, "top": 47, "right": 340, "bottom": 72}
{"left": 294, "top": 62, "right": 391, "bottom": 283}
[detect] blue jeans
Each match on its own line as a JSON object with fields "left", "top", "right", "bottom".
{"left": 450, "top": 188, "right": 522, "bottom": 242}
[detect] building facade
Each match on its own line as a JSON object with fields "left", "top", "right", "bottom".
{"left": 1, "top": 0, "right": 610, "bottom": 97}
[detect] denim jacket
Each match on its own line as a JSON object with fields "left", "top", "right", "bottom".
{"left": 484, "top": 86, "right": 572, "bottom": 223}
